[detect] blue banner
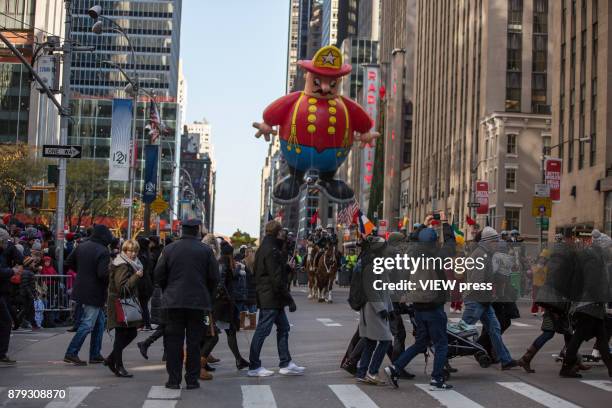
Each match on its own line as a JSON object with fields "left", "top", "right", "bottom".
{"left": 143, "top": 144, "right": 159, "bottom": 204}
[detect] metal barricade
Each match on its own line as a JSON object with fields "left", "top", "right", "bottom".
{"left": 34, "top": 275, "right": 74, "bottom": 311}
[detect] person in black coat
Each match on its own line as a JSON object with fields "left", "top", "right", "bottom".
{"left": 63, "top": 224, "right": 113, "bottom": 366}
{"left": 0, "top": 264, "right": 22, "bottom": 366}
{"left": 137, "top": 236, "right": 154, "bottom": 330}
{"left": 247, "top": 221, "right": 303, "bottom": 377}
{"left": 154, "top": 219, "right": 219, "bottom": 390}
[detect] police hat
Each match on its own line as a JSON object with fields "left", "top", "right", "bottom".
{"left": 182, "top": 219, "right": 202, "bottom": 228}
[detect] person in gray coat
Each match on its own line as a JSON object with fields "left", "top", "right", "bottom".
{"left": 356, "top": 235, "right": 394, "bottom": 385}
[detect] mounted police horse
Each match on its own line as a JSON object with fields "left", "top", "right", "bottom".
{"left": 314, "top": 244, "right": 339, "bottom": 303}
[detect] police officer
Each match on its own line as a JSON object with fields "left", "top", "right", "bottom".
{"left": 154, "top": 219, "right": 219, "bottom": 390}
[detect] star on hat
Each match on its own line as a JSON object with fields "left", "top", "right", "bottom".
{"left": 321, "top": 51, "right": 337, "bottom": 65}
{"left": 297, "top": 45, "right": 352, "bottom": 78}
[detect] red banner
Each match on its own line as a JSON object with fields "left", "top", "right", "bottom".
{"left": 476, "top": 181, "right": 489, "bottom": 215}
{"left": 544, "top": 158, "right": 562, "bottom": 202}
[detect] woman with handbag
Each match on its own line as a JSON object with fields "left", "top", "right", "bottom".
{"left": 106, "top": 239, "right": 144, "bottom": 378}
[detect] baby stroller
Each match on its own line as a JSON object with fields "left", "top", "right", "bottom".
{"left": 408, "top": 313, "right": 493, "bottom": 381}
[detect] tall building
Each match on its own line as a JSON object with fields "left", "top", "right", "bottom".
{"left": 321, "top": 0, "right": 358, "bottom": 48}
{"left": 68, "top": 0, "right": 183, "bottom": 214}
{"left": 0, "top": 0, "right": 65, "bottom": 148}
{"left": 409, "top": 0, "right": 552, "bottom": 240}
{"left": 286, "top": 0, "right": 313, "bottom": 93}
{"left": 357, "top": 0, "right": 379, "bottom": 41}
{"left": 550, "top": 0, "right": 612, "bottom": 237}
{"left": 187, "top": 119, "right": 212, "bottom": 158}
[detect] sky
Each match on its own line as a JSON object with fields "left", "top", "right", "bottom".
{"left": 180, "top": 0, "right": 289, "bottom": 237}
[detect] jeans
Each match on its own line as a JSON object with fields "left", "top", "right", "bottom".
{"left": 72, "top": 302, "right": 83, "bottom": 329}
{"left": 533, "top": 330, "right": 555, "bottom": 349}
{"left": 462, "top": 301, "right": 512, "bottom": 365}
{"left": 248, "top": 308, "right": 291, "bottom": 370}
{"left": 356, "top": 339, "right": 391, "bottom": 378}
{"left": 65, "top": 305, "right": 106, "bottom": 359}
{"left": 393, "top": 305, "right": 448, "bottom": 381}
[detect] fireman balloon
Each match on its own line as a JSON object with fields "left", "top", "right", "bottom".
{"left": 253, "top": 45, "right": 379, "bottom": 204}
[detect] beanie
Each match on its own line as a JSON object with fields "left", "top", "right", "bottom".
{"left": 480, "top": 226, "right": 499, "bottom": 243}
{"left": 418, "top": 227, "right": 438, "bottom": 242}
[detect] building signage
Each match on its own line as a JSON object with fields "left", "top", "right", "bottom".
{"left": 36, "top": 55, "right": 59, "bottom": 92}
{"left": 109, "top": 99, "right": 133, "bottom": 181}
{"left": 475, "top": 181, "right": 489, "bottom": 215}
{"left": 360, "top": 66, "right": 380, "bottom": 211}
{"left": 544, "top": 158, "right": 562, "bottom": 202}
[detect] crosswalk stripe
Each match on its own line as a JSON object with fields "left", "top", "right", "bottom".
{"left": 329, "top": 384, "right": 379, "bottom": 408}
{"left": 45, "top": 386, "right": 98, "bottom": 408}
{"left": 143, "top": 401, "right": 177, "bottom": 408}
{"left": 415, "top": 384, "right": 484, "bottom": 408}
{"left": 581, "top": 380, "right": 612, "bottom": 392}
{"left": 497, "top": 382, "right": 581, "bottom": 408}
{"left": 316, "top": 318, "right": 342, "bottom": 327}
{"left": 511, "top": 322, "right": 530, "bottom": 327}
{"left": 241, "top": 385, "right": 277, "bottom": 408}
{"left": 147, "top": 386, "right": 181, "bottom": 400}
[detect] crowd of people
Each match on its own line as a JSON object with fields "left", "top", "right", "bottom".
{"left": 1, "top": 213, "right": 610, "bottom": 392}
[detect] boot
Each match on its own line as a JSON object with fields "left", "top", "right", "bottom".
{"left": 199, "top": 367, "right": 213, "bottom": 381}
{"left": 200, "top": 356, "right": 216, "bottom": 372}
{"left": 559, "top": 360, "right": 582, "bottom": 378}
{"left": 236, "top": 357, "right": 249, "bottom": 370}
{"left": 518, "top": 345, "right": 539, "bottom": 373}
{"left": 207, "top": 354, "right": 220, "bottom": 364}
{"left": 248, "top": 313, "right": 257, "bottom": 330}
{"left": 239, "top": 311, "right": 247, "bottom": 330}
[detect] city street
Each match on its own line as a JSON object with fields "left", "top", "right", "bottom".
{"left": 1, "top": 288, "right": 610, "bottom": 408}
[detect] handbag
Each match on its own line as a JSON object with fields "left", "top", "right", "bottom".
{"left": 114, "top": 288, "right": 142, "bottom": 326}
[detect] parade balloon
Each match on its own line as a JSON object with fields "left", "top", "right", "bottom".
{"left": 253, "top": 45, "right": 379, "bottom": 204}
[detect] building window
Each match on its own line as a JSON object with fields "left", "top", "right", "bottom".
{"left": 506, "top": 134, "right": 517, "bottom": 155}
{"left": 505, "top": 168, "right": 517, "bottom": 191}
{"left": 508, "top": 0, "right": 523, "bottom": 31}
{"left": 543, "top": 135, "right": 551, "bottom": 155}
{"left": 489, "top": 207, "right": 497, "bottom": 230}
{"left": 507, "top": 33, "right": 522, "bottom": 71}
{"left": 533, "top": 0, "right": 548, "bottom": 33}
{"left": 506, "top": 72, "right": 521, "bottom": 111}
{"left": 505, "top": 207, "right": 521, "bottom": 231}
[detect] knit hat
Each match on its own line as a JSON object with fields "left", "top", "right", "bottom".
{"left": 480, "top": 226, "right": 500, "bottom": 243}
{"left": 220, "top": 240, "right": 234, "bottom": 256}
{"left": 31, "top": 240, "right": 42, "bottom": 252}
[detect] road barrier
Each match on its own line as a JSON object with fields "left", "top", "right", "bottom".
{"left": 34, "top": 274, "right": 74, "bottom": 311}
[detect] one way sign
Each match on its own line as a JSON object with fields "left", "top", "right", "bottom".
{"left": 42, "top": 145, "right": 82, "bottom": 159}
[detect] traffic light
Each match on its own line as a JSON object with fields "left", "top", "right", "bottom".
{"left": 133, "top": 198, "right": 140, "bottom": 210}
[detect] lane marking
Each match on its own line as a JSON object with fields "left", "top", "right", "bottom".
{"left": 45, "top": 386, "right": 98, "bottom": 408}
{"left": 147, "top": 386, "right": 181, "bottom": 400}
{"left": 241, "top": 385, "right": 277, "bottom": 408}
{"left": 581, "top": 380, "right": 612, "bottom": 392}
{"left": 329, "top": 384, "right": 379, "bottom": 408}
{"left": 511, "top": 322, "right": 530, "bottom": 327}
{"left": 316, "top": 318, "right": 342, "bottom": 327}
{"left": 497, "top": 382, "right": 581, "bottom": 408}
{"left": 143, "top": 401, "right": 177, "bottom": 408}
{"left": 415, "top": 384, "right": 484, "bottom": 408}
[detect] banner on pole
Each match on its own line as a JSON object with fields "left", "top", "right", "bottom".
{"left": 109, "top": 98, "right": 133, "bottom": 181}
{"left": 544, "top": 158, "right": 562, "bottom": 202}
{"left": 143, "top": 145, "right": 159, "bottom": 204}
{"left": 476, "top": 181, "right": 489, "bottom": 215}
{"left": 360, "top": 65, "right": 380, "bottom": 212}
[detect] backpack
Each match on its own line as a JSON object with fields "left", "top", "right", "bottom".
{"left": 348, "top": 260, "right": 366, "bottom": 311}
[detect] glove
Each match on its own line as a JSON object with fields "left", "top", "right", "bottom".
{"left": 288, "top": 299, "right": 297, "bottom": 313}
{"left": 378, "top": 310, "right": 389, "bottom": 320}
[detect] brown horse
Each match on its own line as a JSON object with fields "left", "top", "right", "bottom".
{"left": 314, "top": 245, "right": 338, "bottom": 303}
{"left": 306, "top": 243, "right": 319, "bottom": 299}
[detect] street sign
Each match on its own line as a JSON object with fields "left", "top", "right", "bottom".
{"left": 536, "top": 217, "right": 549, "bottom": 229}
{"left": 42, "top": 144, "right": 82, "bottom": 159}
{"left": 531, "top": 197, "right": 552, "bottom": 217}
{"left": 120, "top": 198, "right": 132, "bottom": 208}
{"left": 534, "top": 183, "right": 550, "bottom": 198}
{"left": 151, "top": 196, "right": 169, "bottom": 215}
{"left": 467, "top": 202, "right": 480, "bottom": 208}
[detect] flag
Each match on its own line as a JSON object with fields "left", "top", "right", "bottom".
{"left": 466, "top": 215, "right": 476, "bottom": 226}
{"left": 338, "top": 200, "right": 359, "bottom": 225}
{"left": 148, "top": 102, "right": 161, "bottom": 144}
{"left": 275, "top": 209, "right": 284, "bottom": 222}
{"left": 452, "top": 223, "right": 464, "bottom": 238}
{"left": 310, "top": 209, "right": 319, "bottom": 225}
{"left": 399, "top": 215, "right": 409, "bottom": 229}
{"left": 357, "top": 210, "right": 375, "bottom": 236}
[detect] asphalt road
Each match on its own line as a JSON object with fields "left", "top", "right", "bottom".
{"left": 1, "top": 287, "right": 610, "bottom": 408}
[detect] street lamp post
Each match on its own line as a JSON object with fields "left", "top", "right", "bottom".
{"left": 89, "top": 5, "right": 138, "bottom": 239}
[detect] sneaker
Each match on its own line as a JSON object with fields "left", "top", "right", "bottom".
{"left": 364, "top": 373, "right": 386, "bottom": 386}
{"left": 279, "top": 364, "right": 304, "bottom": 376}
{"left": 247, "top": 367, "right": 275, "bottom": 377}
{"left": 63, "top": 355, "right": 87, "bottom": 366}
{"left": 0, "top": 356, "right": 17, "bottom": 367}
{"left": 429, "top": 379, "right": 453, "bottom": 391}
{"left": 384, "top": 366, "right": 399, "bottom": 388}
{"left": 286, "top": 361, "right": 305, "bottom": 373}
